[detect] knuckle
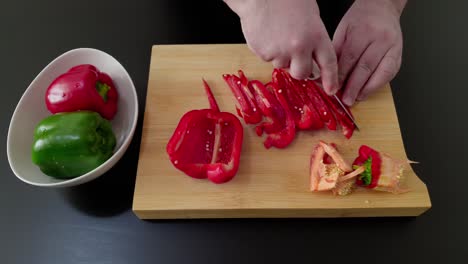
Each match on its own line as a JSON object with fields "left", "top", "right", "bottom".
{"left": 257, "top": 49, "right": 275, "bottom": 62}
{"left": 272, "top": 58, "right": 290, "bottom": 69}
{"left": 356, "top": 62, "right": 373, "bottom": 75}
{"left": 381, "top": 56, "right": 399, "bottom": 79}
{"left": 380, "top": 29, "right": 396, "bottom": 42}
{"left": 311, "top": 30, "right": 326, "bottom": 42}
{"left": 365, "top": 23, "right": 378, "bottom": 35}
{"left": 341, "top": 50, "right": 358, "bottom": 65}
{"left": 289, "top": 38, "right": 307, "bottom": 54}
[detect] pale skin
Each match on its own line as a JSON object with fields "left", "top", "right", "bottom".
{"left": 223, "top": 0, "right": 407, "bottom": 106}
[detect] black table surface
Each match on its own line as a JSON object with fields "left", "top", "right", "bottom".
{"left": 1, "top": 0, "right": 466, "bottom": 263}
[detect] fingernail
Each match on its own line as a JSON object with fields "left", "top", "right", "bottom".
{"left": 327, "top": 85, "right": 339, "bottom": 96}
{"left": 343, "top": 97, "right": 353, "bottom": 106}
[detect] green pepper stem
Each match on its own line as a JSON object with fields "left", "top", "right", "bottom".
{"left": 96, "top": 82, "right": 111, "bottom": 102}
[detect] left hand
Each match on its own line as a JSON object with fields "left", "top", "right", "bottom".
{"left": 333, "top": 0, "right": 407, "bottom": 106}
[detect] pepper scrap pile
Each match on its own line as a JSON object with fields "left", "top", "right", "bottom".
{"left": 31, "top": 64, "right": 118, "bottom": 179}
{"left": 310, "top": 141, "right": 415, "bottom": 196}
{"left": 223, "top": 69, "right": 356, "bottom": 149}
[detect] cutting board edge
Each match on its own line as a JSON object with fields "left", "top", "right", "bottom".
{"left": 132, "top": 204, "right": 431, "bottom": 220}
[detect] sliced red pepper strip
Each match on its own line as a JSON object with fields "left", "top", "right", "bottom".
{"left": 304, "top": 79, "right": 337, "bottom": 130}
{"left": 315, "top": 84, "right": 355, "bottom": 138}
{"left": 272, "top": 69, "right": 313, "bottom": 130}
{"left": 166, "top": 81, "right": 243, "bottom": 184}
{"left": 289, "top": 78, "right": 324, "bottom": 130}
{"left": 238, "top": 69, "right": 249, "bottom": 86}
{"left": 249, "top": 80, "right": 285, "bottom": 135}
{"left": 223, "top": 74, "right": 262, "bottom": 124}
{"left": 203, "top": 78, "right": 220, "bottom": 112}
{"left": 263, "top": 82, "right": 296, "bottom": 149}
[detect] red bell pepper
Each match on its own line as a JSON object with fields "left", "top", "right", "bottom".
{"left": 249, "top": 80, "right": 285, "bottom": 135}
{"left": 45, "top": 64, "right": 118, "bottom": 120}
{"left": 304, "top": 79, "right": 337, "bottom": 130}
{"left": 272, "top": 69, "right": 314, "bottom": 130}
{"left": 223, "top": 73, "right": 262, "bottom": 124}
{"left": 166, "top": 79, "right": 244, "bottom": 184}
{"left": 263, "top": 82, "right": 296, "bottom": 149}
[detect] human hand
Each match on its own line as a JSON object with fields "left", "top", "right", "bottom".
{"left": 224, "top": 0, "right": 338, "bottom": 94}
{"left": 333, "top": 0, "right": 407, "bottom": 106}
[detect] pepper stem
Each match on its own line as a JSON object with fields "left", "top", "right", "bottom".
{"left": 203, "top": 78, "right": 220, "bottom": 112}
{"left": 96, "top": 82, "right": 111, "bottom": 102}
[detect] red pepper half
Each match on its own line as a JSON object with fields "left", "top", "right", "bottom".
{"left": 223, "top": 73, "right": 262, "bottom": 124}
{"left": 45, "top": 64, "right": 118, "bottom": 120}
{"left": 166, "top": 80, "right": 244, "bottom": 184}
{"left": 273, "top": 69, "right": 314, "bottom": 130}
{"left": 304, "top": 79, "right": 337, "bottom": 130}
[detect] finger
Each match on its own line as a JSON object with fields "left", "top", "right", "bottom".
{"left": 357, "top": 45, "right": 402, "bottom": 101}
{"left": 335, "top": 29, "right": 371, "bottom": 88}
{"left": 342, "top": 42, "right": 391, "bottom": 106}
{"left": 289, "top": 52, "right": 313, "bottom": 80}
{"left": 332, "top": 18, "right": 348, "bottom": 58}
{"left": 314, "top": 38, "right": 338, "bottom": 95}
{"left": 272, "top": 56, "right": 291, "bottom": 69}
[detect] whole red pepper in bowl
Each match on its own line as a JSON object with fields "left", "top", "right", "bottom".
{"left": 45, "top": 64, "right": 118, "bottom": 120}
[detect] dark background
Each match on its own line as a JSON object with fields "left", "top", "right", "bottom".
{"left": 1, "top": 0, "right": 466, "bottom": 263}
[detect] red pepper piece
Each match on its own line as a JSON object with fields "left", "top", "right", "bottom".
{"left": 45, "top": 64, "right": 118, "bottom": 120}
{"left": 304, "top": 79, "right": 337, "bottom": 130}
{"left": 315, "top": 84, "right": 355, "bottom": 138}
{"left": 272, "top": 69, "right": 313, "bottom": 130}
{"left": 352, "top": 145, "right": 382, "bottom": 188}
{"left": 263, "top": 82, "right": 296, "bottom": 149}
{"left": 249, "top": 80, "right": 286, "bottom": 135}
{"left": 166, "top": 80, "right": 244, "bottom": 184}
{"left": 223, "top": 73, "right": 262, "bottom": 124}
{"left": 238, "top": 69, "right": 249, "bottom": 86}
{"left": 288, "top": 78, "right": 324, "bottom": 130}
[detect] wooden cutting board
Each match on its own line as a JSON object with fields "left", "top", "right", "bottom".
{"left": 132, "top": 44, "right": 431, "bottom": 219}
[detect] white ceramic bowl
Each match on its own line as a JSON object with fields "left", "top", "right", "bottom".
{"left": 7, "top": 48, "right": 139, "bottom": 187}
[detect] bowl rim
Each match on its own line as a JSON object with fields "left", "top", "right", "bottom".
{"left": 6, "top": 47, "right": 139, "bottom": 187}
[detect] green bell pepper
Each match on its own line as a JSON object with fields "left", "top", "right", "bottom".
{"left": 31, "top": 111, "right": 116, "bottom": 179}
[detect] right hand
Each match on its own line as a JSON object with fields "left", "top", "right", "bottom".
{"left": 224, "top": 0, "right": 339, "bottom": 94}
